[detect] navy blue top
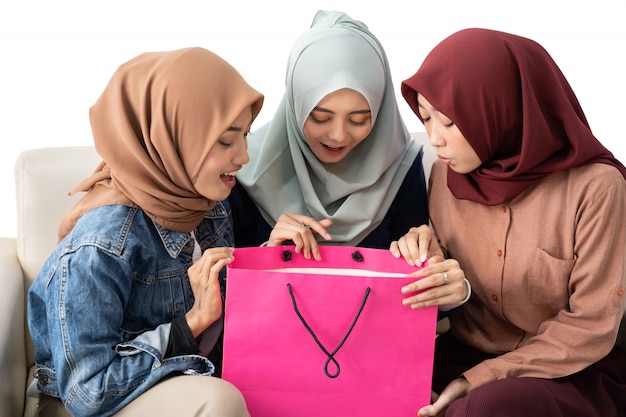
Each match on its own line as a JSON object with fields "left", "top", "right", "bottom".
{"left": 230, "top": 152, "right": 429, "bottom": 249}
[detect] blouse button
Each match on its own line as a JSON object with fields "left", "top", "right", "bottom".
{"left": 492, "top": 294, "right": 498, "bottom": 301}
{"left": 497, "top": 249, "right": 503, "bottom": 257}
{"left": 618, "top": 289, "right": 624, "bottom": 297}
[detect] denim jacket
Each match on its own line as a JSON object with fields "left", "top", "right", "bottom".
{"left": 27, "top": 200, "right": 233, "bottom": 417}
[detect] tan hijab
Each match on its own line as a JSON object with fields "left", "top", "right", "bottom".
{"left": 59, "top": 47, "right": 264, "bottom": 240}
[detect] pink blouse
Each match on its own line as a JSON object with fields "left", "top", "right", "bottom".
{"left": 428, "top": 160, "right": 626, "bottom": 388}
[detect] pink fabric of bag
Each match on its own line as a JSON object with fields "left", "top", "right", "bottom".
{"left": 222, "top": 246, "right": 437, "bottom": 416}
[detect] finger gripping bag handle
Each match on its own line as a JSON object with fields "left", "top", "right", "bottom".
{"left": 228, "top": 245, "right": 423, "bottom": 275}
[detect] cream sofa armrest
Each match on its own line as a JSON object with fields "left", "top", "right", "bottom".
{"left": 0, "top": 237, "right": 27, "bottom": 417}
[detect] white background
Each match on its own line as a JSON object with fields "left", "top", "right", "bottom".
{"left": 1, "top": 0, "right": 624, "bottom": 237}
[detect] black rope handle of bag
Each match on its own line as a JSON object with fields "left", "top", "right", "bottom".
{"left": 286, "top": 283, "right": 371, "bottom": 379}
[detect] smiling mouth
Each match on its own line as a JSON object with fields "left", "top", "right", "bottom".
{"left": 220, "top": 171, "right": 238, "bottom": 187}
{"left": 322, "top": 143, "right": 346, "bottom": 151}
{"left": 220, "top": 170, "right": 239, "bottom": 182}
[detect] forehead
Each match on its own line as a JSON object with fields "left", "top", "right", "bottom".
{"left": 315, "top": 88, "right": 369, "bottom": 110}
{"left": 224, "top": 107, "right": 253, "bottom": 131}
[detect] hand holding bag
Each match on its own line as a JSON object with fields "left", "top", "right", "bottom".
{"left": 222, "top": 246, "right": 438, "bottom": 417}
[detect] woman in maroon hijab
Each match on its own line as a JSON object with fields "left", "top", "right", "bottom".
{"left": 393, "top": 28, "right": 626, "bottom": 416}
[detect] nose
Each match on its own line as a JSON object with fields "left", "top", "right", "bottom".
{"left": 427, "top": 123, "right": 445, "bottom": 148}
{"left": 234, "top": 137, "right": 250, "bottom": 165}
{"left": 328, "top": 121, "right": 348, "bottom": 143}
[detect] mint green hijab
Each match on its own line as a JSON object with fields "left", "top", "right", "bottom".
{"left": 237, "top": 10, "right": 421, "bottom": 246}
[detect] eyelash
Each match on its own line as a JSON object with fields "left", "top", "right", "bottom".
{"left": 219, "top": 132, "right": 250, "bottom": 148}
{"left": 309, "top": 116, "right": 367, "bottom": 126}
{"left": 422, "top": 117, "right": 454, "bottom": 128}
{"left": 309, "top": 115, "right": 328, "bottom": 124}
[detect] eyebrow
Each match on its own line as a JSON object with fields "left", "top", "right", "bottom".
{"left": 312, "top": 106, "right": 371, "bottom": 115}
{"left": 226, "top": 120, "right": 253, "bottom": 133}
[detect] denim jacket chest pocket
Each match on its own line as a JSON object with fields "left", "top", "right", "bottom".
{"left": 121, "top": 201, "right": 233, "bottom": 340}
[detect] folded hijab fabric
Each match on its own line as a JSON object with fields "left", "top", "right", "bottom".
{"left": 401, "top": 28, "right": 626, "bottom": 206}
{"left": 58, "top": 47, "right": 264, "bottom": 240}
{"left": 236, "top": 10, "right": 421, "bottom": 246}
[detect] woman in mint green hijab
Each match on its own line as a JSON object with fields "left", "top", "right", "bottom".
{"left": 230, "top": 10, "right": 428, "bottom": 259}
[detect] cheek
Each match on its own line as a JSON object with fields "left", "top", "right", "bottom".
{"left": 456, "top": 144, "right": 482, "bottom": 173}
{"left": 350, "top": 124, "right": 372, "bottom": 144}
{"left": 362, "top": 124, "right": 373, "bottom": 140}
{"left": 303, "top": 121, "right": 324, "bottom": 143}
{"left": 194, "top": 156, "right": 219, "bottom": 183}
{"left": 467, "top": 151, "right": 482, "bottom": 171}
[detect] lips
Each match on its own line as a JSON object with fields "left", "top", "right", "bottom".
{"left": 220, "top": 171, "right": 238, "bottom": 188}
{"left": 437, "top": 155, "right": 451, "bottom": 165}
{"left": 322, "top": 143, "right": 346, "bottom": 152}
{"left": 321, "top": 143, "right": 347, "bottom": 155}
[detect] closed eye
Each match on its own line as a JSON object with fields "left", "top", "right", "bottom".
{"left": 309, "top": 114, "right": 330, "bottom": 124}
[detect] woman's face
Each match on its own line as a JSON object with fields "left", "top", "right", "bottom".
{"left": 303, "top": 88, "right": 372, "bottom": 164}
{"left": 417, "top": 94, "right": 481, "bottom": 174}
{"left": 194, "top": 107, "right": 253, "bottom": 201}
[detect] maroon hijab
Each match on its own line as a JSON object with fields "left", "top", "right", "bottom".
{"left": 402, "top": 28, "right": 626, "bottom": 205}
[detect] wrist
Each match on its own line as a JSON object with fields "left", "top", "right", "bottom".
{"left": 439, "top": 278, "right": 472, "bottom": 312}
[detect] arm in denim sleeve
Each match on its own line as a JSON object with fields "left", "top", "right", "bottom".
{"left": 43, "top": 245, "right": 212, "bottom": 417}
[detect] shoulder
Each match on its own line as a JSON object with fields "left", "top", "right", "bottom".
{"left": 570, "top": 163, "right": 625, "bottom": 185}
{"left": 66, "top": 205, "right": 157, "bottom": 256}
{"left": 392, "top": 151, "right": 428, "bottom": 205}
{"left": 428, "top": 160, "right": 448, "bottom": 188}
{"left": 571, "top": 163, "right": 626, "bottom": 206}
{"left": 548, "top": 163, "right": 625, "bottom": 200}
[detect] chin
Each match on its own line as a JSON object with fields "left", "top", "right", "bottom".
{"left": 319, "top": 154, "right": 347, "bottom": 164}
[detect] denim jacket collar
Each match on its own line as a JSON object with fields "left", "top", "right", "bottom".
{"left": 152, "top": 201, "right": 228, "bottom": 258}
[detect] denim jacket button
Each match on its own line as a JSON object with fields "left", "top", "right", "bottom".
{"left": 34, "top": 372, "right": 50, "bottom": 385}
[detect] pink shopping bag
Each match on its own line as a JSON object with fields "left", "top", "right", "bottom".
{"left": 222, "top": 246, "right": 437, "bottom": 417}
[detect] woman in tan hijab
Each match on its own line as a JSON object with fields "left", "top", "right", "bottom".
{"left": 27, "top": 47, "right": 263, "bottom": 417}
